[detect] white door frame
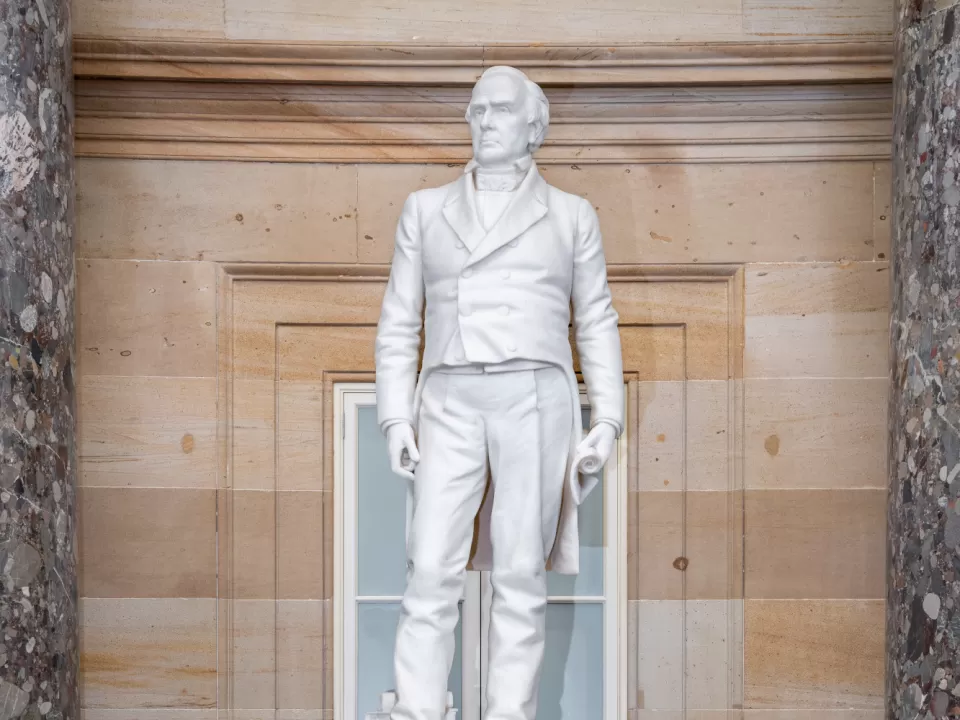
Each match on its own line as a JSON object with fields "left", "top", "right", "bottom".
{"left": 334, "top": 382, "right": 627, "bottom": 720}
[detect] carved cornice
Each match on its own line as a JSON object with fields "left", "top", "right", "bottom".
{"left": 74, "top": 38, "right": 894, "bottom": 164}
{"left": 74, "top": 38, "right": 893, "bottom": 85}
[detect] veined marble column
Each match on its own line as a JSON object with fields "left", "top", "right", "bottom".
{"left": 0, "top": 0, "right": 77, "bottom": 718}
{"left": 889, "top": 2, "right": 960, "bottom": 719}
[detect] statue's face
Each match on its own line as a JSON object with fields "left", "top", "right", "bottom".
{"left": 467, "top": 73, "right": 535, "bottom": 168}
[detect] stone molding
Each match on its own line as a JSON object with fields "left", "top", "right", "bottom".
{"left": 74, "top": 39, "right": 894, "bottom": 163}
{"left": 74, "top": 38, "right": 893, "bottom": 84}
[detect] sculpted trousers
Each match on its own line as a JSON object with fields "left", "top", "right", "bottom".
{"left": 391, "top": 366, "right": 572, "bottom": 720}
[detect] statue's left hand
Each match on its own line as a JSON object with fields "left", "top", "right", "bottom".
{"left": 573, "top": 422, "right": 617, "bottom": 475}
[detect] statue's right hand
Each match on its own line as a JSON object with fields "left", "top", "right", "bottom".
{"left": 386, "top": 422, "right": 420, "bottom": 481}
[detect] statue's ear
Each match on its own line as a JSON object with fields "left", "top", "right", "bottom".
{"left": 528, "top": 122, "right": 539, "bottom": 150}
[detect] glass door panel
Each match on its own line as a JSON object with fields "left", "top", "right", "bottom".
{"left": 540, "top": 603, "right": 604, "bottom": 718}
{"left": 357, "top": 405, "right": 407, "bottom": 596}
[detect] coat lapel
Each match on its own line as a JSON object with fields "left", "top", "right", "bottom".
{"left": 441, "top": 174, "right": 484, "bottom": 253}
{"left": 464, "top": 163, "right": 548, "bottom": 268}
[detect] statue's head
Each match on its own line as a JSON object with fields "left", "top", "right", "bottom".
{"left": 465, "top": 66, "right": 550, "bottom": 169}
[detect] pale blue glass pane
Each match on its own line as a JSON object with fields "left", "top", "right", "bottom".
{"left": 548, "top": 406, "right": 604, "bottom": 596}
{"left": 358, "top": 406, "right": 408, "bottom": 596}
{"left": 357, "top": 602, "right": 463, "bottom": 720}
{"left": 538, "top": 602, "right": 604, "bottom": 719}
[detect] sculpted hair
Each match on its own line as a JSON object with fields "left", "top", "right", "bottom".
{"left": 467, "top": 66, "right": 551, "bottom": 153}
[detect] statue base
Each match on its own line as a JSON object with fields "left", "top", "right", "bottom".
{"left": 364, "top": 690, "right": 458, "bottom": 720}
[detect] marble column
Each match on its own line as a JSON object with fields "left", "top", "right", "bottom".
{"left": 0, "top": 0, "right": 77, "bottom": 718}
{"left": 888, "top": 2, "right": 960, "bottom": 719}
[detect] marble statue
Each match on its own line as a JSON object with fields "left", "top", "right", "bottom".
{"left": 374, "top": 65, "right": 624, "bottom": 720}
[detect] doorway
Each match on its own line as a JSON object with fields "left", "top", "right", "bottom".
{"left": 334, "top": 383, "right": 627, "bottom": 720}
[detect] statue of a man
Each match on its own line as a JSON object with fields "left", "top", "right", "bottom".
{"left": 375, "top": 65, "right": 624, "bottom": 720}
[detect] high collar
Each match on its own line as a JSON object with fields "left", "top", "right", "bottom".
{"left": 473, "top": 168, "right": 526, "bottom": 192}
{"left": 464, "top": 154, "right": 533, "bottom": 177}
{"left": 465, "top": 154, "right": 533, "bottom": 191}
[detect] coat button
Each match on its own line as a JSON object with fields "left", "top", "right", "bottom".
{"left": 500, "top": 270, "right": 511, "bottom": 279}
{"left": 509, "top": 240, "right": 519, "bottom": 248}
{"left": 507, "top": 342, "right": 517, "bottom": 352}
{"left": 499, "top": 306, "right": 509, "bottom": 316}
{"left": 460, "top": 305, "right": 471, "bottom": 317}
{"left": 456, "top": 242, "right": 465, "bottom": 250}
{"left": 462, "top": 268, "right": 473, "bottom": 278}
